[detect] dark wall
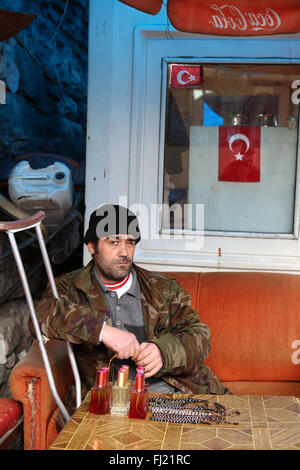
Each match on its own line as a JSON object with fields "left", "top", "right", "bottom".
{"left": 0, "top": 0, "right": 88, "bottom": 178}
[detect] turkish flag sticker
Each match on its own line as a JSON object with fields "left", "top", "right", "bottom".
{"left": 218, "top": 126, "right": 261, "bottom": 182}
{"left": 170, "top": 64, "right": 203, "bottom": 88}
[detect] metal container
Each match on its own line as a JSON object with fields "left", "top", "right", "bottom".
{"left": 255, "top": 112, "right": 277, "bottom": 127}
{"left": 8, "top": 161, "right": 74, "bottom": 230}
{"left": 227, "top": 113, "right": 248, "bottom": 126}
{"left": 287, "top": 114, "right": 298, "bottom": 129}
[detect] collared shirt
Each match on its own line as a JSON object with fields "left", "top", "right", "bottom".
{"left": 94, "top": 267, "right": 146, "bottom": 339}
{"left": 93, "top": 266, "right": 176, "bottom": 393}
{"left": 93, "top": 267, "right": 146, "bottom": 380}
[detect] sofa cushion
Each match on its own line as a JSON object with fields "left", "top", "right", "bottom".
{"left": 197, "top": 272, "right": 300, "bottom": 382}
{"left": 165, "top": 272, "right": 200, "bottom": 309}
{"left": 223, "top": 381, "right": 300, "bottom": 398}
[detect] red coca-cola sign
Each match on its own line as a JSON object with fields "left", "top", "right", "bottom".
{"left": 119, "top": 0, "right": 300, "bottom": 36}
{"left": 119, "top": 0, "right": 162, "bottom": 15}
{"left": 167, "top": 0, "right": 300, "bottom": 36}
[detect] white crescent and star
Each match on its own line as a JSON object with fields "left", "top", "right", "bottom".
{"left": 177, "top": 70, "right": 195, "bottom": 85}
{"left": 228, "top": 133, "right": 250, "bottom": 160}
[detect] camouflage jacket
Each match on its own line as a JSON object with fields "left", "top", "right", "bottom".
{"left": 36, "top": 261, "right": 229, "bottom": 397}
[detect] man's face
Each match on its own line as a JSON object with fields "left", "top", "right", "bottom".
{"left": 87, "top": 234, "right": 136, "bottom": 283}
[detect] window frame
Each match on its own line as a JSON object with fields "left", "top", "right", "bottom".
{"left": 159, "top": 57, "right": 300, "bottom": 240}
{"left": 129, "top": 26, "right": 300, "bottom": 271}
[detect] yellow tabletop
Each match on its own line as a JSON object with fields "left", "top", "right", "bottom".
{"left": 49, "top": 392, "right": 300, "bottom": 451}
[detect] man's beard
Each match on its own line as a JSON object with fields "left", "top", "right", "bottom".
{"left": 94, "top": 255, "right": 132, "bottom": 282}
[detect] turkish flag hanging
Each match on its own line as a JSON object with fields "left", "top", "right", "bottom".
{"left": 170, "top": 64, "right": 203, "bottom": 88}
{"left": 218, "top": 126, "right": 261, "bottom": 182}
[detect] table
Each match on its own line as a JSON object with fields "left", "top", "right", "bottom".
{"left": 49, "top": 393, "right": 300, "bottom": 450}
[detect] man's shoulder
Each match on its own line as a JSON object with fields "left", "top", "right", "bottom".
{"left": 55, "top": 261, "right": 93, "bottom": 288}
{"left": 134, "top": 264, "right": 181, "bottom": 298}
{"left": 134, "top": 264, "right": 173, "bottom": 284}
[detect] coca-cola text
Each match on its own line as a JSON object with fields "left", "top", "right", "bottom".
{"left": 209, "top": 4, "right": 281, "bottom": 33}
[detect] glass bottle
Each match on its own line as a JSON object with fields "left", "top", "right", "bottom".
{"left": 136, "top": 365, "right": 149, "bottom": 391}
{"left": 120, "top": 365, "right": 132, "bottom": 402}
{"left": 129, "top": 372, "right": 148, "bottom": 419}
{"left": 111, "top": 369, "right": 130, "bottom": 416}
{"left": 89, "top": 369, "right": 112, "bottom": 415}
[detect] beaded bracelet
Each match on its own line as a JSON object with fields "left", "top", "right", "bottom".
{"left": 147, "top": 397, "right": 240, "bottom": 425}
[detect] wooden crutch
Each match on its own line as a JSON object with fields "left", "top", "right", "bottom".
{"left": 0, "top": 211, "right": 81, "bottom": 422}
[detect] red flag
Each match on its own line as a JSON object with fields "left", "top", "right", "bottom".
{"left": 218, "top": 126, "right": 260, "bottom": 182}
{"left": 170, "top": 64, "right": 203, "bottom": 88}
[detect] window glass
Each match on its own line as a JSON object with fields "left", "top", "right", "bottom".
{"left": 162, "top": 63, "right": 300, "bottom": 234}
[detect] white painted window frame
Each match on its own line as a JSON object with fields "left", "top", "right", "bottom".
{"left": 129, "top": 26, "right": 300, "bottom": 272}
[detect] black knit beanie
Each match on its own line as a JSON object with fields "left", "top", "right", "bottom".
{"left": 83, "top": 204, "right": 141, "bottom": 245}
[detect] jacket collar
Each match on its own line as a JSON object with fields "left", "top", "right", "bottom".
{"left": 133, "top": 264, "right": 169, "bottom": 339}
{"left": 74, "top": 260, "right": 95, "bottom": 291}
{"left": 73, "top": 260, "right": 167, "bottom": 337}
{"left": 74, "top": 260, "right": 109, "bottom": 313}
{"left": 74, "top": 260, "right": 166, "bottom": 305}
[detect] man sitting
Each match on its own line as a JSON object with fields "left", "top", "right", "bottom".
{"left": 35, "top": 204, "right": 229, "bottom": 401}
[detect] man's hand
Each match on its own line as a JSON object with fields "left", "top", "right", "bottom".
{"left": 101, "top": 324, "right": 140, "bottom": 359}
{"left": 134, "top": 342, "right": 163, "bottom": 378}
